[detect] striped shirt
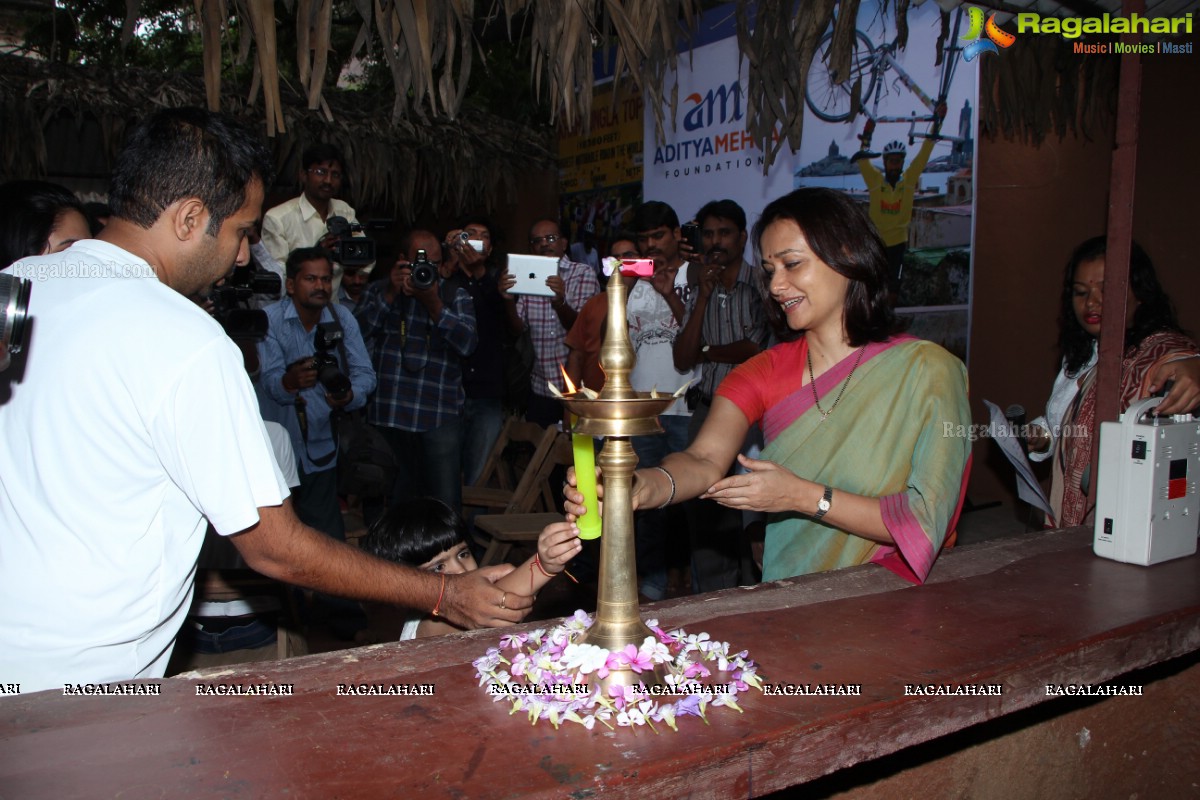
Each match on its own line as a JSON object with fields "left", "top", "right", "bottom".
{"left": 517, "top": 257, "right": 600, "bottom": 398}
{"left": 355, "top": 280, "right": 477, "bottom": 432}
{"left": 682, "top": 260, "right": 770, "bottom": 401}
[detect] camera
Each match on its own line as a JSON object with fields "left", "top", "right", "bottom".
{"left": 454, "top": 230, "right": 485, "bottom": 253}
{"left": 0, "top": 272, "right": 31, "bottom": 373}
{"left": 681, "top": 222, "right": 703, "bottom": 255}
{"left": 410, "top": 248, "right": 438, "bottom": 291}
{"left": 210, "top": 265, "right": 282, "bottom": 340}
{"left": 312, "top": 323, "right": 352, "bottom": 399}
{"left": 326, "top": 216, "right": 375, "bottom": 267}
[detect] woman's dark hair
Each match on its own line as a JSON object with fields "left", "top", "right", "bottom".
{"left": 0, "top": 180, "right": 85, "bottom": 268}
{"left": 108, "top": 107, "right": 274, "bottom": 236}
{"left": 1058, "top": 236, "right": 1181, "bottom": 375}
{"left": 360, "top": 497, "right": 469, "bottom": 567}
{"left": 752, "top": 187, "right": 901, "bottom": 345}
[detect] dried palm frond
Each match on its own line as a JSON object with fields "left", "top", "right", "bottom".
{"left": 737, "top": 0, "right": 838, "bottom": 170}
{"left": 194, "top": 0, "right": 226, "bottom": 112}
{"left": 0, "top": 53, "right": 554, "bottom": 224}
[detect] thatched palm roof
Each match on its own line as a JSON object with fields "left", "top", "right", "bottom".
{"left": 0, "top": 52, "right": 555, "bottom": 222}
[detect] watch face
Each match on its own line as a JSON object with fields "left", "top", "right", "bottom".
{"left": 818, "top": 498, "right": 831, "bottom": 512}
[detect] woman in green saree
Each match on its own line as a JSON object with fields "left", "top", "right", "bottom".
{"left": 566, "top": 188, "right": 972, "bottom": 584}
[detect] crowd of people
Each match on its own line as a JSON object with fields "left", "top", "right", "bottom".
{"left": 1, "top": 105, "right": 1196, "bottom": 692}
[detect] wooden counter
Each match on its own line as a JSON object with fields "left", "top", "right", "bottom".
{"left": 2, "top": 527, "right": 1198, "bottom": 798}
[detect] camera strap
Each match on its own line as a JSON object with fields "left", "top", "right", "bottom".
{"left": 295, "top": 308, "right": 352, "bottom": 469}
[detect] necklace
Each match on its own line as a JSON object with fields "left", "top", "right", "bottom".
{"left": 808, "top": 343, "right": 868, "bottom": 422}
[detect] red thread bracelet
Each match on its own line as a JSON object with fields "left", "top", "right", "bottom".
{"left": 431, "top": 573, "right": 446, "bottom": 617}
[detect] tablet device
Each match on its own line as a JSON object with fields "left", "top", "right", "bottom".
{"left": 508, "top": 254, "right": 560, "bottom": 297}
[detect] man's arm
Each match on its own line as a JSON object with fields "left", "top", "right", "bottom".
{"left": 232, "top": 501, "right": 532, "bottom": 630}
{"left": 905, "top": 136, "right": 937, "bottom": 181}
{"left": 673, "top": 290, "right": 708, "bottom": 371}
{"left": 259, "top": 208, "right": 292, "bottom": 264}
{"left": 702, "top": 339, "right": 763, "bottom": 365}
{"left": 257, "top": 312, "right": 300, "bottom": 407}
{"left": 428, "top": 286, "right": 477, "bottom": 358}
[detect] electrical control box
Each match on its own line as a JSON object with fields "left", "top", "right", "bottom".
{"left": 1094, "top": 396, "right": 1200, "bottom": 565}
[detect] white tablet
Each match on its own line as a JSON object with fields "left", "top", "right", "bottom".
{"left": 508, "top": 254, "right": 560, "bottom": 297}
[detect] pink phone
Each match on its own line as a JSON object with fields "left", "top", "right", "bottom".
{"left": 619, "top": 259, "right": 655, "bottom": 277}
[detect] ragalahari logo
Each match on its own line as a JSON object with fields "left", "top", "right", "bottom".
{"left": 962, "top": 7, "right": 1018, "bottom": 60}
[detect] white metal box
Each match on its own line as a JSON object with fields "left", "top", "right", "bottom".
{"left": 1094, "top": 396, "right": 1200, "bottom": 565}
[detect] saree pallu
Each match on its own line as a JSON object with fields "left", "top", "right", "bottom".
{"left": 740, "top": 336, "right": 972, "bottom": 584}
{"left": 1052, "top": 331, "right": 1196, "bottom": 528}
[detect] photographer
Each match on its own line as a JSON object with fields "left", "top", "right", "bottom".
{"left": 261, "top": 143, "right": 370, "bottom": 301}
{"left": 356, "top": 231, "right": 477, "bottom": 517}
{"left": 259, "top": 247, "right": 376, "bottom": 548}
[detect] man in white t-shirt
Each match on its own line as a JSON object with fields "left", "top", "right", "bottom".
{"left": 0, "top": 108, "right": 530, "bottom": 694}
{"left": 627, "top": 201, "right": 699, "bottom": 601}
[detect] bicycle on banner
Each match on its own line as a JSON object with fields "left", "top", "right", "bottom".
{"left": 804, "top": 9, "right": 968, "bottom": 147}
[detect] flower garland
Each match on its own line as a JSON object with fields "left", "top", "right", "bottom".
{"left": 473, "top": 610, "right": 763, "bottom": 731}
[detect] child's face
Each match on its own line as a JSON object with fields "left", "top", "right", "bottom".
{"left": 419, "top": 543, "right": 478, "bottom": 575}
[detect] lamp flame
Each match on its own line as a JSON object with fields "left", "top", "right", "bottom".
{"left": 560, "top": 365, "right": 578, "bottom": 395}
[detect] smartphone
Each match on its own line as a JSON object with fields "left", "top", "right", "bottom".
{"left": 619, "top": 258, "right": 655, "bottom": 278}
{"left": 681, "top": 222, "right": 703, "bottom": 254}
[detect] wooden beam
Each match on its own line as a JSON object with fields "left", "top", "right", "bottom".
{"left": 1089, "top": 0, "right": 1144, "bottom": 507}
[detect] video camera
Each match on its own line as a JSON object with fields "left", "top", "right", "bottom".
{"left": 326, "top": 216, "right": 375, "bottom": 267}
{"left": 210, "top": 265, "right": 282, "bottom": 340}
{"left": 312, "top": 323, "right": 352, "bottom": 400}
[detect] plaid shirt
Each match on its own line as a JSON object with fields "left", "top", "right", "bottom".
{"left": 517, "top": 257, "right": 600, "bottom": 397}
{"left": 681, "top": 260, "right": 770, "bottom": 401}
{"left": 355, "top": 280, "right": 477, "bottom": 432}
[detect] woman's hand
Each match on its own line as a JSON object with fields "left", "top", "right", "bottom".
{"left": 701, "top": 454, "right": 810, "bottom": 513}
{"left": 537, "top": 521, "right": 582, "bottom": 573}
{"left": 563, "top": 464, "right": 663, "bottom": 522}
{"left": 1026, "top": 423, "right": 1051, "bottom": 454}
{"left": 1144, "top": 355, "right": 1200, "bottom": 416}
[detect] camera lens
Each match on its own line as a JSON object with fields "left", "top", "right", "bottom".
{"left": 411, "top": 263, "right": 437, "bottom": 291}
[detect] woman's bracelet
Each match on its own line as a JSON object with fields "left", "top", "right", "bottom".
{"left": 650, "top": 466, "right": 676, "bottom": 509}
{"left": 431, "top": 573, "right": 446, "bottom": 617}
{"left": 1165, "top": 352, "right": 1200, "bottom": 365}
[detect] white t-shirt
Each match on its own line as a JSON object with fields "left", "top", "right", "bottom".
{"left": 626, "top": 267, "right": 698, "bottom": 416}
{"left": 0, "top": 241, "right": 288, "bottom": 691}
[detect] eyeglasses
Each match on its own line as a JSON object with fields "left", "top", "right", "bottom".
{"left": 307, "top": 167, "right": 343, "bottom": 180}
{"left": 529, "top": 234, "right": 560, "bottom": 246}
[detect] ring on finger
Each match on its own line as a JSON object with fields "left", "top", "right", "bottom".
{"left": 499, "top": 591, "right": 507, "bottom": 610}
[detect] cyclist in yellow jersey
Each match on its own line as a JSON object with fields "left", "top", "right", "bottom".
{"left": 852, "top": 104, "right": 946, "bottom": 293}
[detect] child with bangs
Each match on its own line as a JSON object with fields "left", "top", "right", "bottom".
{"left": 362, "top": 497, "right": 581, "bottom": 639}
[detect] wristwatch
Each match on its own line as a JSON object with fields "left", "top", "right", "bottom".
{"left": 812, "top": 485, "right": 833, "bottom": 520}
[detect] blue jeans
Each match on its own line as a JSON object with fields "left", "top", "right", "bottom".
{"left": 462, "top": 397, "right": 506, "bottom": 486}
{"left": 631, "top": 414, "right": 692, "bottom": 600}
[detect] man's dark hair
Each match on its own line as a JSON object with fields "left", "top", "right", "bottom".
{"left": 695, "top": 199, "right": 747, "bottom": 233}
{"left": 361, "top": 497, "right": 469, "bottom": 567}
{"left": 107, "top": 107, "right": 274, "bottom": 236}
{"left": 458, "top": 213, "right": 494, "bottom": 237}
{"left": 630, "top": 201, "right": 680, "bottom": 233}
{"left": 0, "top": 180, "right": 85, "bottom": 268}
{"left": 1058, "top": 236, "right": 1182, "bottom": 375}
{"left": 285, "top": 246, "right": 333, "bottom": 280}
{"left": 752, "top": 187, "right": 902, "bottom": 346}
{"left": 301, "top": 143, "right": 345, "bottom": 171}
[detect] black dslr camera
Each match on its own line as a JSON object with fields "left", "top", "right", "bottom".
{"left": 410, "top": 248, "right": 438, "bottom": 291}
{"left": 312, "top": 323, "right": 352, "bottom": 400}
{"left": 325, "top": 216, "right": 375, "bottom": 267}
{"left": 211, "top": 265, "right": 282, "bottom": 340}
